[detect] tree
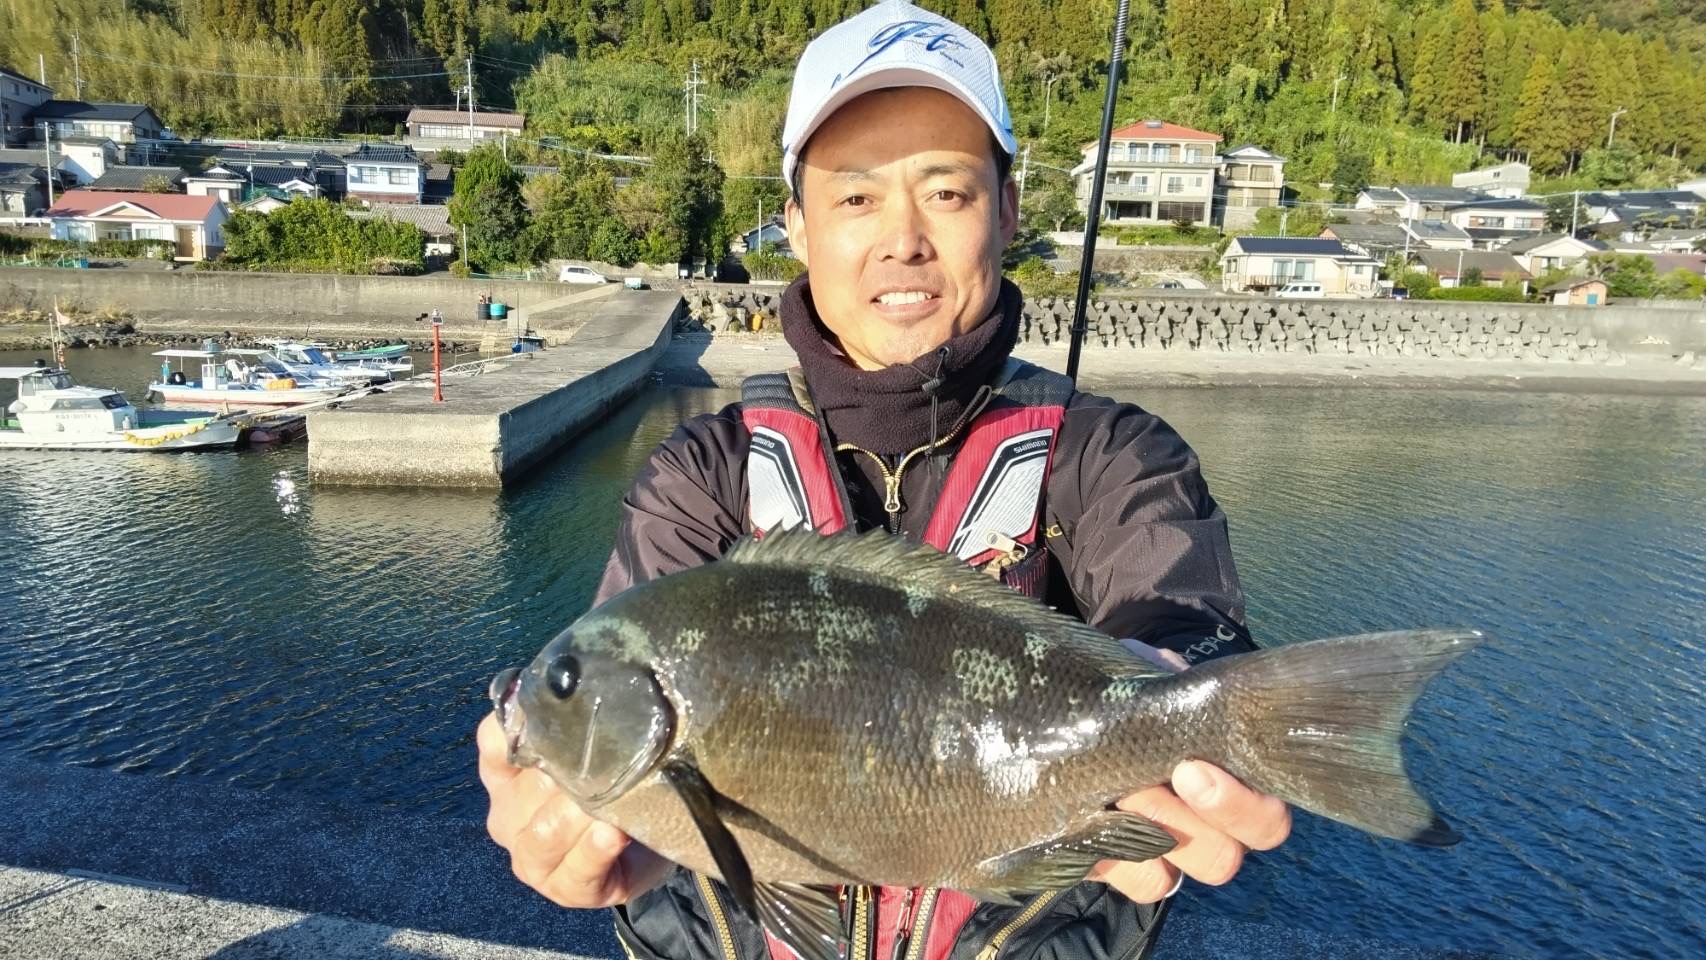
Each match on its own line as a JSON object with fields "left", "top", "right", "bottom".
{"left": 1443, "top": 0, "right": 1486, "bottom": 143}
{"left": 1331, "top": 151, "right": 1372, "bottom": 203}
{"left": 1512, "top": 55, "right": 1569, "bottom": 175}
{"left": 449, "top": 144, "right": 527, "bottom": 269}
{"left": 643, "top": 132, "right": 725, "bottom": 266}
{"left": 1020, "top": 175, "right": 1081, "bottom": 234}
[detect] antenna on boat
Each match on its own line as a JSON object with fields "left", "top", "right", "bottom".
{"left": 1065, "top": 0, "right": 1133, "bottom": 385}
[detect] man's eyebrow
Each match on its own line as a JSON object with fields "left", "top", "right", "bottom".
{"left": 829, "top": 168, "right": 875, "bottom": 182}
{"left": 917, "top": 161, "right": 979, "bottom": 180}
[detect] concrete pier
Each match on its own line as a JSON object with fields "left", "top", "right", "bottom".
{"left": 307, "top": 290, "right": 685, "bottom": 488}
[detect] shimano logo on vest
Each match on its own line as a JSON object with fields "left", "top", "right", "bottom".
{"left": 833, "top": 20, "right": 970, "bottom": 88}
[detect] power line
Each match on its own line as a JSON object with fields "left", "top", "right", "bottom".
{"left": 80, "top": 50, "right": 452, "bottom": 82}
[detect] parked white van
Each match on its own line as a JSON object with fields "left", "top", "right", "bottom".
{"left": 1275, "top": 282, "right": 1325, "bottom": 298}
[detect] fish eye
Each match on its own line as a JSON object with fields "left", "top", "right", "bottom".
{"left": 546, "top": 654, "right": 581, "bottom": 699}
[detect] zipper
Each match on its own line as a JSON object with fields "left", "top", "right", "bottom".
{"left": 899, "top": 888, "right": 939, "bottom": 960}
{"left": 974, "top": 890, "right": 1062, "bottom": 960}
{"left": 852, "top": 885, "right": 873, "bottom": 960}
{"left": 696, "top": 873, "right": 738, "bottom": 960}
{"left": 980, "top": 532, "right": 1029, "bottom": 579}
{"left": 837, "top": 412, "right": 978, "bottom": 531}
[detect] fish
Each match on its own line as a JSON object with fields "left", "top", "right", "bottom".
{"left": 490, "top": 528, "right": 1481, "bottom": 960}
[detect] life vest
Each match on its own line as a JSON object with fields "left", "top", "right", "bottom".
{"left": 739, "top": 357, "right": 1075, "bottom": 960}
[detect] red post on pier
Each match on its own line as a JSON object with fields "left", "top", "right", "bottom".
{"left": 431, "top": 308, "right": 444, "bottom": 403}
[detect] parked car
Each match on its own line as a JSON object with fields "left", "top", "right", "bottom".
{"left": 558, "top": 264, "right": 608, "bottom": 284}
{"left": 1275, "top": 282, "right": 1325, "bottom": 298}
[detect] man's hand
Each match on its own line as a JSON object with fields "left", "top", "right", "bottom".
{"left": 1090, "top": 641, "right": 1293, "bottom": 901}
{"left": 477, "top": 713, "right": 671, "bottom": 909}
{"left": 1087, "top": 760, "right": 1293, "bottom": 901}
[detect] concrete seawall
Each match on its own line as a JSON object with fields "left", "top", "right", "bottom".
{"left": 689, "top": 286, "right": 1706, "bottom": 361}
{"left": 307, "top": 291, "right": 683, "bottom": 488}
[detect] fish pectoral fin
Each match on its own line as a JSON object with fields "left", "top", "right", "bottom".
{"left": 975, "top": 811, "right": 1177, "bottom": 896}
{"left": 754, "top": 882, "right": 844, "bottom": 960}
{"left": 661, "top": 760, "right": 759, "bottom": 922}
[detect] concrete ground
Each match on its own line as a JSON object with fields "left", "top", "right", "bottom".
{"left": 1, "top": 757, "right": 1501, "bottom": 960}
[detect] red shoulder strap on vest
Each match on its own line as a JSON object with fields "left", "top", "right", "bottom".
{"left": 921, "top": 403, "right": 1065, "bottom": 565}
{"left": 741, "top": 371, "right": 847, "bottom": 536}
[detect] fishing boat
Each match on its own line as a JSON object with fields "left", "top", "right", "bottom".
{"left": 335, "top": 342, "right": 410, "bottom": 362}
{"left": 149, "top": 349, "right": 350, "bottom": 407}
{"left": 255, "top": 341, "right": 398, "bottom": 383}
{"left": 1, "top": 364, "right": 240, "bottom": 451}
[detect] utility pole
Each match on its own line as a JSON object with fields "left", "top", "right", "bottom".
{"left": 1280, "top": 208, "right": 1288, "bottom": 237}
{"left": 1606, "top": 107, "right": 1626, "bottom": 149}
{"left": 38, "top": 53, "right": 46, "bottom": 85}
{"left": 684, "top": 62, "right": 704, "bottom": 136}
{"left": 465, "top": 57, "right": 475, "bottom": 141}
{"left": 1331, "top": 74, "right": 1347, "bottom": 114}
{"left": 1018, "top": 144, "right": 1032, "bottom": 209}
{"left": 1043, "top": 75, "right": 1059, "bottom": 135}
{"left": 1570, "top": 189, "right": 1579, "bottom": 236}
{"left": 1455, "top": 247, "right": 1464, "bottom": 288}
{"left": 71, "top": 33, "right": 85, "bottom": 100}
{"left": 42, "top": 123, "right": 54, "bottom": 206}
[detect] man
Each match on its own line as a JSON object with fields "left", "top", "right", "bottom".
{"left": 478, "top": 2, "right": 1292, "bottom": 956}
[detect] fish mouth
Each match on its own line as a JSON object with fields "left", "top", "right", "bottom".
{"left": 489, "top": 668, "right": 526, "bottom": 761}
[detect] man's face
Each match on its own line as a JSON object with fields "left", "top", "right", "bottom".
{"left": 785, "top": 87, "right": 1018, "bottom": 370}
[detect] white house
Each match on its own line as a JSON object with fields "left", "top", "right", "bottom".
{"left": 1220, "top": 236, "right": 1380, "bottom": 296}
{"left": 343, "top": 143, "right": 425, "bottom": 204}
{"left": 1402, "top": 219, "right": 1473, "bottom": 251}
{"left": 28, "top": 101, "right": 163, "bottom": 143}
{"left": 48, "top": 136, "right": 117, "bottom": 185}
{"left": 1501, "top": 234, "right": 1608, "bottom": 276}
{"left": 1073, "top": 120, "right": 1223, "bottom": 228}
{"left": 1, "top": 65, "right": 52, "bottom": 147}
{"left": 405, "top": 108, "right": 524, "bottom": 141}
{"left": 44, "top": 189, "right": 227, "bottom": 259}
{"left": 1452, "top": 162, "right": 1530, "bottom": 199}
{"left": 183, "top": 167, "right": 245, "bottom": 203}
{"left": 1446, "top": 197, "right": 1547, "bottom": 248}
{"left": 1680, "top": 177, "right": 1706, "bottom": 200}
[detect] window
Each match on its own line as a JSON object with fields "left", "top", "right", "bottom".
{"left": 1135, "top": 175, "right": 1149, "bottom": 191}
{"left": 1186, "top": 147, "right": 1202, "bottom": 163}
{"left": 349, "top": 167, "right": 372, "bottom": 184}
{"left": 1157, "top": 201, "right": 1201, "bottom": 221}
{"left": 1125, "top": 142, "right": 1139, "bottom": 161}
{"left": 1151, "top": 144, "right": 1171, "bottom": 162}
{"left": 1192, "top": 177, "right": 1203, "bottom": 189}
{"left": 1166, "top": 176, "right": 1183, "bottom": 194}
{"left": 387, "top": 168, "right": 411, "bottom": 186}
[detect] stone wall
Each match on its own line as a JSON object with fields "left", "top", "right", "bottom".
{"left": 688, "top": 285, "right": 1706, "bottom": 363}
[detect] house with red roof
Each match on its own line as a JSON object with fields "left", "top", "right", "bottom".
{"left": 1073, "top": 120, "right": 1223, "bottom": 228}
{"left": 44, "top": 190, "right": 227, "bottom": 259}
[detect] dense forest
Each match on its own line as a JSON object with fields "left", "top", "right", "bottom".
{"left": 3, "top": 0, "right": 1703, "bottom": 214}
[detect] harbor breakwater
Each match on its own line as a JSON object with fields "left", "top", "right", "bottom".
{"left": 0, "top": 266, "right": 581, "bottom": 347}
{"left": 688, "top": 287, "right": 1706, "bottom": 366}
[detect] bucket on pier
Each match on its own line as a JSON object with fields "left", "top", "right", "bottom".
{"left": 488, "top": 303, "right": 509, "bottom": 319}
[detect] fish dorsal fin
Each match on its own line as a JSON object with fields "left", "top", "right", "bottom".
{"left": 726, "top": 528, "right": 1167, "bottom": 680}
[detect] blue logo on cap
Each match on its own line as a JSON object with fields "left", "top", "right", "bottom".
{"left": 832, "top": 20, "right": 969, "bottom": 88}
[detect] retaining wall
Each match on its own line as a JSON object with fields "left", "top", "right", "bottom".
{"left": 689, "top": 287, "right": 1706, "bottom": 362}
{"left": 0, "top": 266, "right": 566, "bottom": 324}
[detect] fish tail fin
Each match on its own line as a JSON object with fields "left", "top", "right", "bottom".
{"left": 1214, "top": 628, "right": 1482, "bottom": 846}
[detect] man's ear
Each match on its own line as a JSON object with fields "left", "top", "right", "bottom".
{"left": 999, "top": 177, "right": 1019, "bottom": 247}
{"left": 784, "top": 196, "right": 810, "bottom": 267}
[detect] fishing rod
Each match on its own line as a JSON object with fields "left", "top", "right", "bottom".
{"left": 1065, "top": 0, "right": 1133, "bottom": 385}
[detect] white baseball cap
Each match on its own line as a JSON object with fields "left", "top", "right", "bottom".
{"left": 781, "top": 0, "right": 1016, "bottom": 189}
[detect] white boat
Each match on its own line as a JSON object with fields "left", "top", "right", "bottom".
{"left": 149, "top": 349, "right": 350, "bottom": 407}
{"left": 260, "top": 340, "right": 409, "bottom": 379}
{"left": 1, "top": 365, "right": 240, "bottom": 451}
